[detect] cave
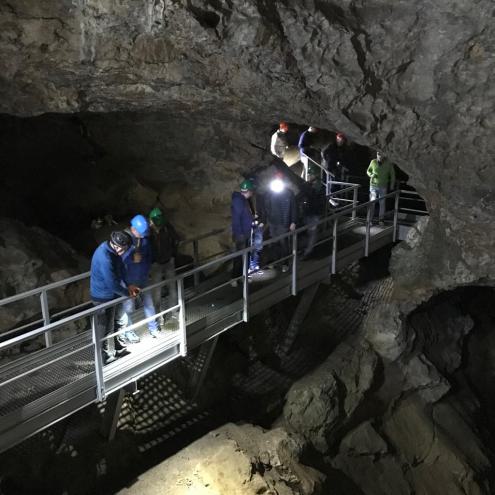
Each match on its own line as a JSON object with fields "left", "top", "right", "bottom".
{"left": 1, "top": 1, "right": 494, "bottom": 495}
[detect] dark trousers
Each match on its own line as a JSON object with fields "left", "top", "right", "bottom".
{"left": 270, "top": 224, "right": 290, "bottom": 263}
{"left": 93, "top": 301, "right": 126, "bottom": 361}
{"left": 232, "top": 237, "right": 249, "bottom": 278}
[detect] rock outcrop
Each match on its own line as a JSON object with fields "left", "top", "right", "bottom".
{"left": 0, "top": 218, "right": 88, "bottom": 336}
{"left": 117, "top": 423, "right": 325, "bottom": 495}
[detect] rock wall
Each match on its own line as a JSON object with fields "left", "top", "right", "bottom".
{"left": 1, "top": 0, "right": 494, "bottom": 290}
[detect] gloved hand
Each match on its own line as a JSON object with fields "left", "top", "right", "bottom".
{"left": 289, "top": 223, "right": 296, "bottom": 232}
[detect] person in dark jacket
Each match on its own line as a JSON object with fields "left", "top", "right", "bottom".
{"left": 261, "top": 172, "right": 297, "bottom": 272}
{"left": 231, "top": 179, "right": 256, "bottom": 286}
{"left": 90, "top": 230, "right": 138, "bottom": 365}
{"left": 121, "top": 214, "right": 160, "bottom": 342}
{"left": 321, "top": 132, "right": 351, "bottom": 182}
{"left": 148, "top": 207, "right": 180, "bottom": 324}
{"left": 298, "top": 126, "right": 319, "bottom": 180}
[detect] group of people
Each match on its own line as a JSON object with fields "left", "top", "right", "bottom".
{"left": 91, "top": 123, "right": 395, "bottom": 365}
{"left": 90, "top": 207, "right": 179, "bottom": 364}
{"left": 230, "top": 167, "right": 325, "bottom": 283}
{"left": 270, "top": 121, "right": 396, "bottom": 224}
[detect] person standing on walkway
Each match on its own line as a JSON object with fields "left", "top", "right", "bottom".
{"left": 262, "top": 172, "right": 297, "bottom": 272}
{"left": 270, "top": 122, "right": 290, "bottom": 159}
{"left": 367, "top": 151, "right": 396, "bottom": 225}
{"left": 148, "top": 207, "right": 180, "bottom": 325}
{"left": 231, "top": 179, "right": 256, "bottom": 286}
{"left": 90, "top": 231, "right": 138, "bottom": 365}
{"left": 121, "top": 214, "right": 160, "bottom": 342}
{"left": 298, "top": 126, "right": 319, "bottom": 180}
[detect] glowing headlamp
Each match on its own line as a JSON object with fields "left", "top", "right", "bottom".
{"left": 270, "top": 178, "right": 285, "bottom": 193}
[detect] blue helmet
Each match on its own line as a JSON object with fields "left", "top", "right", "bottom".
{"left": 130, "top": 214, "right": 149, "bottom": 236}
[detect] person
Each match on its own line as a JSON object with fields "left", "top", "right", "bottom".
{"left": 270, "top": 122, "right": 289, "bottom": 159}
{"left": 298, "top": 126, "right": 319, "bottom": 180}
{"left": 300, "top": 167, "right": 326, "bottom": 259}
{"left": 261, "top": 172, "right": 297, "bottom": 272}
{"left": 90, "top": 231, "right": 139, "bottom": 365}
{"left": 148, "top": 207, "right": 180, "bottom": 325}
{"left": 321, "top": 132, "right": 350, "bottom": 181}
{"left": 367, "top": 151, "right": 396, "bottom": 225}
{"left": 121, "top": 214, "right": 160, "bottom": 342}
{"left": 231, "top": 179, "right": 256, "bottom": 287}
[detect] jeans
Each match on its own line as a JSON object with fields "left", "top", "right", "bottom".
{"left": 92, "top": 301, "right": 126, "bottom": 361}
{"left": 123, "top": 289, "right": 159, "bottom": 332}
{"left": 370, "top": 185, "right": 387, "bottom": 220}
{"left": 151, "top": 258, "right": 177, "bottom": 313}
{"left": 250, "top": 225, "right": 264, "bottom": 270}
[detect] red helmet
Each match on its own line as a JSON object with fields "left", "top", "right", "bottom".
{"left": 279, "top": 121, "right": 289, "bottom": 132}
{"left": 336, "top": 132, "right": 346, "bottom": 141}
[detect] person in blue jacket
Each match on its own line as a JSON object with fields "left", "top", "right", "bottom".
{"left": 121, "top": 214, "right": 160, "bottom": 342}
{"left": 231, "top": 179, "right": 257, "bottom": 286}
{"left": 90, "top": 230, "right": 139, "bottom": 365}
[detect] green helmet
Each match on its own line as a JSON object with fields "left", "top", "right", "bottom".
{"left": 149, "top": 207, "right": 165, "bottom": 227}
{"left": 240, "top": 179, "right": 254, "bottom": 192}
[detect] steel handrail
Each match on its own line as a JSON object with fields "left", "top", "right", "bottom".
{"left": 0, "top": 189, "right": 401, "bottom": 352}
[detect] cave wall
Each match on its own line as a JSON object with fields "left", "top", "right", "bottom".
{"left": 1, "top": 0, "right": 494, "bottom": 293}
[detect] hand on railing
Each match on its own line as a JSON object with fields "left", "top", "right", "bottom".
{"left": 128, "top": 285, "right": 140, "bottom": 298}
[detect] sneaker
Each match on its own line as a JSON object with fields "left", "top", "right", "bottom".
{"left": 124, "top": 329, "right": 140, "bottom": 344}
{"left": 281, "top": 264, "right": 289, "bottom": 273}
{"left": 149, "top": 329, "right": 160, "bottom": 338}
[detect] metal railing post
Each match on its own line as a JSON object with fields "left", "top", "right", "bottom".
{"left": 178, "top": 278, "right": 187, "bottom": 356}
{"left": 365, "top": 204, "right": 372, "bottom": 257}
{"left": 40, "top": 290, "right": 52, "bottom": 348}
{"left": 332, "top": 218, "right": 338, "bottom": 274}
{"left": 291, "top": 231, "right": 298, "bottom": 296}
{"left": 242, "top": 252, "right": 249, "bottom": 322}
{"left": 352, "top": 186, "right": 358, "bottom": 220}
{"left": 393, "top": 190, "right": 400, "bottom": 242}
{"left": 193, "top": 240, "right": 200, "bottom": 288}
{"left": 92, "top": 314, "right": 106, "bottom": 402}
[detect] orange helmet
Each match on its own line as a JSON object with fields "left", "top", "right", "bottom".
{"left": 279, "top": 121, "right": 289, "bottom": 132}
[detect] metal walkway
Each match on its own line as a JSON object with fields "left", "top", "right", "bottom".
{"left": 0, "top": 185, "right": 426, "bottom": 454}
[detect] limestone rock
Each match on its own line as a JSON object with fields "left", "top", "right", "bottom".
{"left": 117, "top": 423, "right": 326, "bottom": 495}
{"left": 0, "top": 219, "right": 88, "bottom": 335}
{"left": 383, "top": 396, "right": 490, "bottom": 495}
{"left": 283, "top": 341, "right": 377, "bottom": 453}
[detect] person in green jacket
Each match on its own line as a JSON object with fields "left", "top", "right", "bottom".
{"left": 367, "top": 151, "right": 396, "bottom": 225}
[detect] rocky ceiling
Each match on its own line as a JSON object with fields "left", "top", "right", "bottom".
{"left": 1, "top": 0, "right": 494, "bottom": 298}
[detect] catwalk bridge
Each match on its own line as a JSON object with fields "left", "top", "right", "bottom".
{"left": 0, "top": 180, "right": 426, "bottom": 453}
